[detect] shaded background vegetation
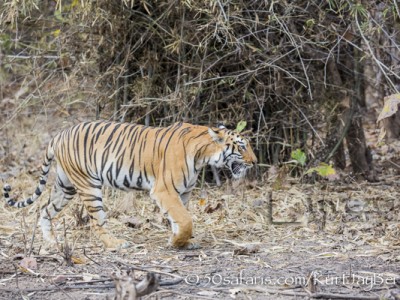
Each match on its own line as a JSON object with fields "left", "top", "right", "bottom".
{"left": 1, "top": 0, "right": 399, "bottom": 179}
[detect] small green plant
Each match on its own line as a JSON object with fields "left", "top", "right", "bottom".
{"left": 235, "top": 120, "right": 247, "bottom": 133}
{"left": 291, "top": 149, "right": 307, "bottom": 166}
{"left": 289, "top": 149, "right": 338, "bottom": 180}
{"left": 305, "top": 163, "right": 338, "bottom": 180}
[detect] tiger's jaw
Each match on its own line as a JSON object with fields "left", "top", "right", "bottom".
{"left": 229, "top": 161, "right": 253, "bottom": 179}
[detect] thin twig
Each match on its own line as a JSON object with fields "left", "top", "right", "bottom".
{"left": 27, "top": 209, "right": 40, "bottom": 257}
{"left": 83, "top": 248, "right": 101, "bottom": 265}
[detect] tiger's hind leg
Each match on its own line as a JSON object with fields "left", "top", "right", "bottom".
{"left": 77, "top": 185, "right": 128, "bottom": 250}
{"left": 40, "top": 168, "right": 77, "bottom": 247}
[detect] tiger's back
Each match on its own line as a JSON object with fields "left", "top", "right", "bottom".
{"left": 52, "top": 121, "right": 161, "bottom": 192}
{"left": 52, "top": 121, "right": 216, "bottom": 192}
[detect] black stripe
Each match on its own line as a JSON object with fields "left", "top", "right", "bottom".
{"left": 152, "top": 128, "right": 163, "bottom": 159}
{"left": 105, "top": 123, "right": 121, "bottom": 146}
{"left": 114, "top": 128, "right": 128, "bottom": 154}
{"left": 35, "top": 187, "right": 42, "bottom": 195}
{"left": 162, "top": 124, "right": 184, "bottom": 173}
{"left": 171, "top": 175, "right": 180, "bottom": 194}
{"left": 193, "top": 131, "right": 209, "bottom": 139}
{"left": 178, "top": 127, "right": 191, "bottom": 140}
{"left": 183, "top": 144, "right": 190, "bottom": 176}
{"left": 86, "top": 206, "right": 104, "bottom": 213}
{"left": 81, "top": 196, "right": 103, "bottom": 202}
{"left": 52, "top": 203, "right": 61, "bottom": 212}
{"left": 101, "top": 147, "right": 111, "bottom": 171}
{"left": 136, "top": 172, "right": 142, "bottom": 188}
{"left": 182, "top": 168, "right": 187, "bottom": 188}
{"left": 94, "top": 122, "right": 106, "bottom": 143}
{"left": 106, "top": 163, "right": 113, "bottom": 185}
{"left": 123, "top": 175, "right": 130, "bottom": 188}
{"left": 143, "top": 164, "right": 149, "bottom": 184}
{"left": 111, "top": 128, "right": 126, "bottom": 153}
{"left": 157, "top": 125, "right": 175, "bottom": 157}
{"left": 129, "top": 157, "right": 135, "bottom": 179}
{"left": 82, "top": 122, "right": 93, "bottom": 169}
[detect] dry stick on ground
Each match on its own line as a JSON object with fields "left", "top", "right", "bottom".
{"left": 150, "top": 289, "right": 216, "bottom": 300}
{"left": 310, "top": 292, "right": 382, "bottom": 300}
{"left": 0, "top": 284, "right": 115, "bottom": 293}
{"left": 62, "top": 218, "right": 73, "bottom": 267}
{"left": 27, "top": 209, "right": 40, "bottom": 257}
{"left": 114, "top": 260, "right": 183, "bottom": 280}
{"left": 12, "top": 263, "right": 20, "bottom": 291}
{"left": 208, "top": 286, "right": 384, "bottom": 300}
{"left": 48, "top": 207, "right": 62, "bottom": 253}
{"left": 21, "top": 212, "right": 28, "bottom": 256}
{"left": 83, "top": 248, "right": 101, "bottom": 265}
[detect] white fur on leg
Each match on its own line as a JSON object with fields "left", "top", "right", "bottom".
{"left": 168, "top": 216, "right": 179, "bottom": 234}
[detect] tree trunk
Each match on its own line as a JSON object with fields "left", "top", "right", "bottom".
{"left": 320, "top": 55, "right": 376, "bottom": 181}
{"left": 346, "top": 109, "right": 376, "bottom": 181}
{"left": 346, "top": 47, "right": 377, "bottom": 181}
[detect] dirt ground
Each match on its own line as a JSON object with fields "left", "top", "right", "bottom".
{"left": 1, "top": 110, "right": 400, "bottom": 299}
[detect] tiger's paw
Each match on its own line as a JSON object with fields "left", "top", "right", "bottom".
{"left": 41, "top": 232, "right": 59, "bottom": 251}
{"left": 184, "top": 241, "right": 201, "bottom": 250}
{"left": 169, "top": 239, "right": 201, "bottom": 250}
{"left": 42, "top": 239, "right": 59, "bottom": 252}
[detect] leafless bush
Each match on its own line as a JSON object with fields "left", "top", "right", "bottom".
{"left": 1, "top": 0, "right": 399, "bottom": 172}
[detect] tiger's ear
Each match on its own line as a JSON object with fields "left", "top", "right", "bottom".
{"left": 208, "top": 128, "right": 224, "bottom": 144}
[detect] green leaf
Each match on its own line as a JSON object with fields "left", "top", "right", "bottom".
{"left": 305, "top": 18, "right": 315, "bottom": 28}
{"left": 54, "top": 10, "right": 65, "bottom": 22}
{"left": 0, "top": 34, "right": 12, "bottom": 51}
{"left": 53, "top": 29, "right": 61, "bottom": 38}
{"left": 236, "top": 120, "right": 247, "bottom": 133}
{"left": 291, "top": 149, "right": 306, "bottom": 166}
{"left": 305, "top": 163, "right": 338, "bottom": 180}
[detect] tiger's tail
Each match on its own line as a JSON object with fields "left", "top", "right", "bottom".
{"left": 3, "top": 141, "right": 55, "bottom": 208}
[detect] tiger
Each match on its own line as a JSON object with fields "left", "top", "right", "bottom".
{"left": 3, "top": 121, "right": 257, "bottom": 250}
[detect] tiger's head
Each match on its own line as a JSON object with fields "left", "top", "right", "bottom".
{"left": 208, "top": 125, "right": 257, "bottom": 179}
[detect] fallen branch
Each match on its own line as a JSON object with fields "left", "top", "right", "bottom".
{"left": 206, "top": 286, "right": 383, "bottom": 300}
{"left": 0, "top": 284, "right": 115, "bottom": 293}
{"left": 310, "top": 292, "right": 380, "bottom": 300}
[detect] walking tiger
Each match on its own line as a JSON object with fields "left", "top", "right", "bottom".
{"left": 3, "top": 121, "right": 257, "bottom": 249}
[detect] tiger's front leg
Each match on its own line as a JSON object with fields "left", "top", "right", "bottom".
{"left": 150, "top": 188, "right": 199, "bottom": 249}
